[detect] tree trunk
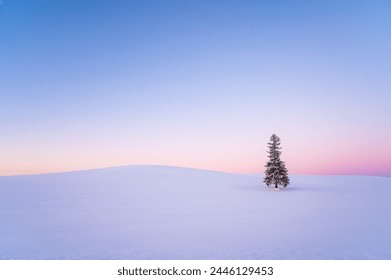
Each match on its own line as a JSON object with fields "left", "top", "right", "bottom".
{"left": 274, "top": 182, "right": 278, "bottom": 189}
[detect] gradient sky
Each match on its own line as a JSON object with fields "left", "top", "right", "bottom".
{"left": 1, "top": 0, "right": 390, "bottom": 176}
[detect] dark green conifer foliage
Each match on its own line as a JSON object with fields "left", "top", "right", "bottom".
{"left": 264, "top": 134, "right": 290, "bottom": 189}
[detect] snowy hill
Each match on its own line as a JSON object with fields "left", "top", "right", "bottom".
{"left": 0, "top": 165, "right": 390, "bottom": 259}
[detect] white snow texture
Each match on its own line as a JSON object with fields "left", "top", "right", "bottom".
{"left": 0, "top": 165, "right": 390, "bottom": 259}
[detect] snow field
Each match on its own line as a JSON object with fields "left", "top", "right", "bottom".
{"left": 0, "top": 166, "right": 390, "bottom": 259}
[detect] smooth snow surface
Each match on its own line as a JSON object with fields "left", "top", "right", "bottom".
{"left": 1, "top": 165, "right": 390, "bottom": 259}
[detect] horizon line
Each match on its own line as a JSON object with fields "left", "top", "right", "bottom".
{"left": 1, "top": 164, "right": 390, "bottom": 178}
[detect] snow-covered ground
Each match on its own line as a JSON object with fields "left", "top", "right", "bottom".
{"left": 0, "top": 165, "right": 390, "bottom": 259}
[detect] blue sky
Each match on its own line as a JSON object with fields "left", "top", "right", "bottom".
{"left": 1, "top": 0, "right": 390, "bottom": 175}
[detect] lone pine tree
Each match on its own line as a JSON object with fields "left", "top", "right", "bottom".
{"left": 264, "top": 134, "right": 290, "bottom": 189}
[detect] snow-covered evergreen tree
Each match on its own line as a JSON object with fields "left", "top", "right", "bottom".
{"left": 264, "top": 134, "right": 290, "bottom": 189}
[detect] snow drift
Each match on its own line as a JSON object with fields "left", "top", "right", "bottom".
{"left": 0, "top": 165, "right": 390, "bottom": 259}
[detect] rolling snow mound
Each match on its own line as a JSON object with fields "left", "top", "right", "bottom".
{"left": 0, "top": 165, "right": 390, "bottom": 259}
